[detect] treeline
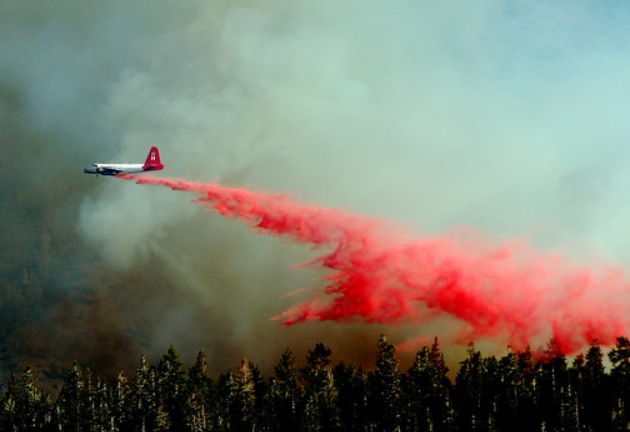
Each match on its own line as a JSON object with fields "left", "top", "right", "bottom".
{"left": 1, "top": 335, "right": 630, "bottom": 432}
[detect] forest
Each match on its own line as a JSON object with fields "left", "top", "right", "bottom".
{"left": 1, "top": 335, "right": 629, "bottom": 432}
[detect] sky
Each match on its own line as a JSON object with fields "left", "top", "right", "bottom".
{"left": 2, "top": 0, "right": 630, "bottom": 377}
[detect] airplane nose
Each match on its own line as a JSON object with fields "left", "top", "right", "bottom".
{"left": 84, "top": 166, "right": 96, "bottom": 174}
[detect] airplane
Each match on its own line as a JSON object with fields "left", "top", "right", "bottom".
{"left": 84, "top": 146, "right": 164, "bottom": 176}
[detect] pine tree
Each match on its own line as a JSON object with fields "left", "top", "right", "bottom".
{"left": 536, "top": 339, "right": 572, "bottom": 432}
{"left": 333, "top": 362, "right": 369, "bottom": 432}
{"left": 128, "top": 355, "right": 160, "bottom": 432}
{"left": 207, "top": 359, "right": 262, "bottom": 432}
{"left": 112, "top": 371, "right": 131, "bottom": 431}
{"left": 302, "top": 343, "right": 340, "bottom": 432}
{"left": 370, "top": 334, "right": 401, "bottom": 432}
{"left": 212, "top": 371, "right": 236, "bottom": 432}
{"left": 515, "top": 347, "right": 538, "bottom": 431}
{"left": 609, "top": 336, "right": 630, "bottom": 431}
{"left": 188, "top": 350, "right": 214, "bottom": 431}
{"left": 493, "top": 347, "right": 538, "bottom": 432}
{"left": 157, "top": 345, "right": 190, "bottom": 431}
{"left": 78, "top": 366, "right": 115, "bottom": 432}
{"left": 571, "top": 340, "right": 611, "bottom": 431}
{"left": 404, "top": 338, "right": 452, "bottom": 432}
{"left": 0, "top": 366, "right": 51, "bottom": 432}
{"left": 454, "top": 343, "right": 488, "bottom": 432}
{"left": 54, "top": 361, "right": 87, "bottom": 432}
{"left": 493, "top": 348, "right": 519, "bottom": 431}
{"left": 231, "top": 358, "right": 258, "bottom": 432}
{"left": 249, "top": 360, "right": 268, "bottom": 428}
{"left": 266, "top": 348, "right": 303, "bottom": 432}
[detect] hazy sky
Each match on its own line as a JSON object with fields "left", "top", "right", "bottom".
{"left": 3, "top": 0, "right": 630, "bottom": 374}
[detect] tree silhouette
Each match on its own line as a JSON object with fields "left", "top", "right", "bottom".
{"left": 302, "top": 343, "right": 340, "bottom": 432}
{"left": 371, "top": 334, "right": 401, "bottom": 432}
{"left": 609, "top": 336, "right": 630, "bottom": 431}
{"left": 1, "top": 335, "right": 630, "bottom": 431}
{"left": 54, "top": 362, "right": 91, "bottom": 432}
{"left": 404, "top": 337, "right": 452, "bottom": 431}
{"left": 571, "top": 340, "right": 612, "bottom": 431}
{"left": 454, "top": 343, "right": 488, "bottom": 432}
{"left": 333, "top": 362, "right": 369, "bottom": 432}
{"left": 537, "top": 339, "right": 574, "bottom": 432}
{"left": 188, "top": 350, "right": 213, "bottom": 431}
{"left": 266, "top": 347, "right": 303, "bottom": 432}
{"left": 157, "top": 345, "right": 190, "bottom": 430}
{"left": 0, "top": 366, "right": 50, "bottom": 432}
{"left": 128, "top": 354, "right": 160, "bottom": 431}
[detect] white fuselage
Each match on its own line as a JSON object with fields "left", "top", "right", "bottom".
{"left": 84, "top": 163, "right": 146, "bottom": 175}
{"left": 98, "top": 163, "right": 144, "bottom": 173}
{"left": 84, "top": 146, "right": 164, "bottom": 176}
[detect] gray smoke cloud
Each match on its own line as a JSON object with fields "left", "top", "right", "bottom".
{"left": 3, "top": 0, "right": 630, "bottom": 378}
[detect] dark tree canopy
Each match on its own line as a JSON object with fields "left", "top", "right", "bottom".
{"left": 1, "top": 336, "right": 629, "bottom": 431}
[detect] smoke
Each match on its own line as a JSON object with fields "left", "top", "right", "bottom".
{"left": 3, "top": 0, "right": 630, "bottom": 377}
{"left": 120, "top": 174, "right": 630, "bottom": 355}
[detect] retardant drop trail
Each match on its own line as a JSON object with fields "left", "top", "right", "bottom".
{"left": 118, "top": 174, "right": 630, "bottom": 354}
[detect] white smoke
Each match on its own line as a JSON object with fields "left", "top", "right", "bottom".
{"left": 3, "top": 0, "right": 630, "bottom": 370}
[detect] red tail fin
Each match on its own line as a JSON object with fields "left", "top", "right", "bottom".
{"left": 143, "top": 146, "right": 164, "bottom": 171}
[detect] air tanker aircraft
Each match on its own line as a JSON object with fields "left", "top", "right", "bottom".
{"left": 84, "top": 146, "right": 164, "bottom": 176}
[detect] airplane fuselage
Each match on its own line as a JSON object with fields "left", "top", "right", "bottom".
{"left": 84, "top": 163, "right": 153, "bottom": 176}
{"left": 84, "top": 146, "right": 164, "bottom": 176}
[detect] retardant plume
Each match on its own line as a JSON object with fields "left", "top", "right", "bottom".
{"left": 119, "top": 175, "right": 630, "bottom": 355}
{"left": 5, "top": 0, "right": 630, "bottom": 381}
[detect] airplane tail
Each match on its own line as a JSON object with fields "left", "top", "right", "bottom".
{"left": 142, "top": 146, "right": 165, "bottom": 171}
